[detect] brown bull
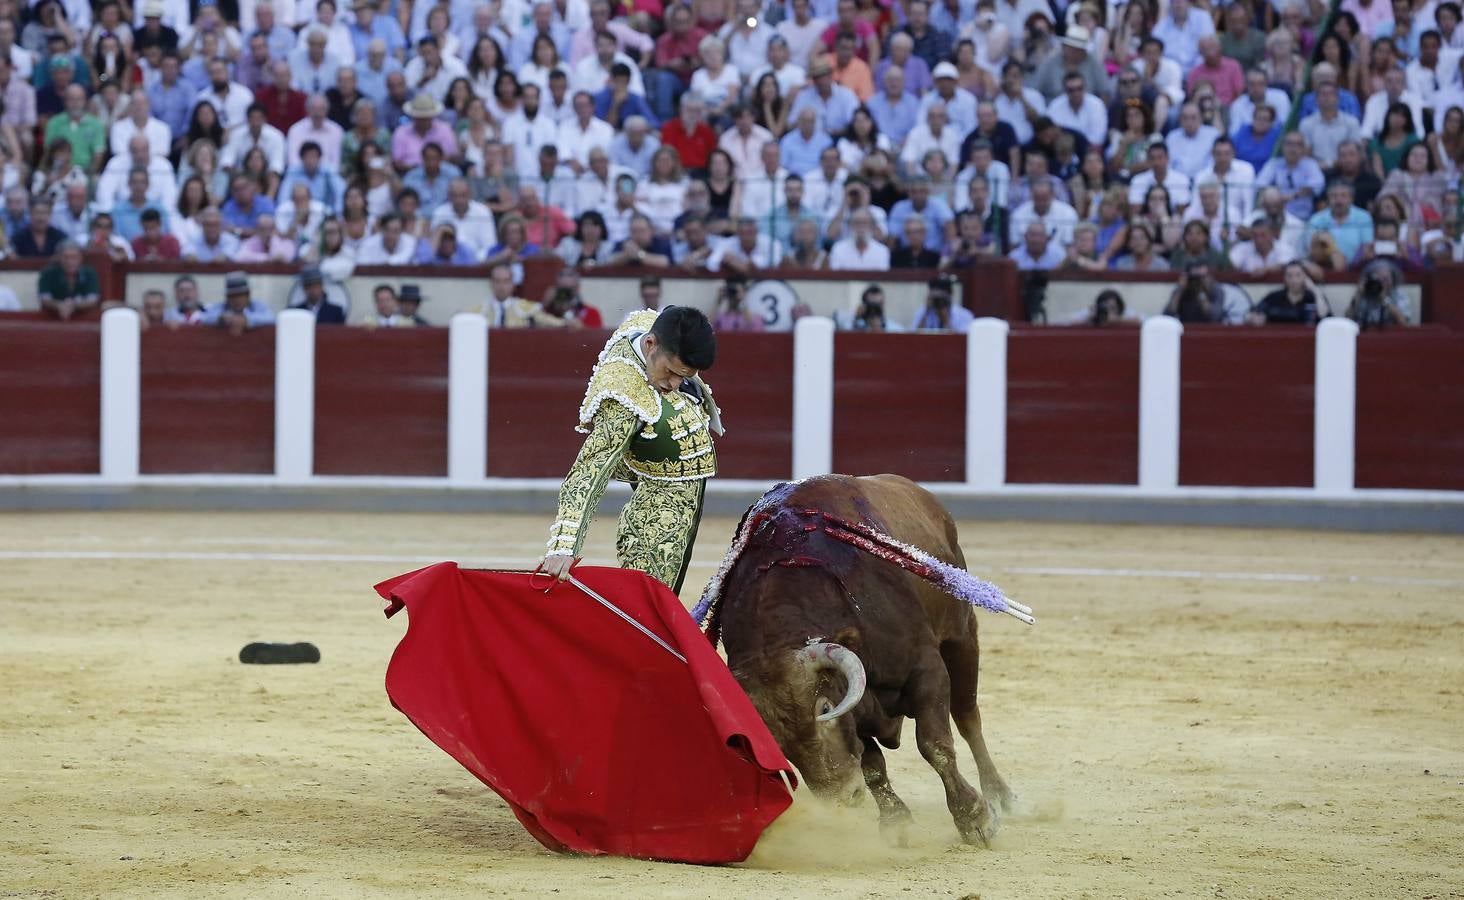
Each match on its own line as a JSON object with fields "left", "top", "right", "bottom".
{"left": 706, "top": 474, "right": 1016, "bottom": 845}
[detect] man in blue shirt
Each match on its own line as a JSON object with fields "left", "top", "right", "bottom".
{"left": 278, "top": 142, "right": 347, "bottom": 214}
{"left": 594, "top": 64, "right": 659, "bottom": 128}
{"left": 349, "top": 0, "right": 407, "bottom": 62}
{"left": 109, "top": 169, "right": 164, "bottom": 242}
{"left": 146, "top": 53, "right": 191, "bottom": 150}
{"left": 402, "top": 142, "right": 463, "bottom": 216}
{"left": 1301, "top": 182, "right": 1374, "bottom": 262}
{"left": 353, "top": 38, "right": 402, "bottom": 107}
{"left": 219, "top": 174, "right": 276, "bottom": 237}
{"left": 1256, "top": 131, "right": 1325, "bottom": 221}
{"left": 789, "top": 59, "right": 859, "bottom": 135}
{"left": 202, "top": 271, "right": 276, "bottom": 335}
{"left": 1294, "top": 62, "right": 1362, "bottom": 120}
{"left": 888, "top": 177, "right": 955, "bottom": 252}
{"left": 779, "top": 105, "right": 834, "bottom": 176}
{"left": 866, "top": 66, "right": 920, "bottom": 144}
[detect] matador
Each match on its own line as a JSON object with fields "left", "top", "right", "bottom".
{"left": 537, "top": 306, "right": 721, "bottom": 593}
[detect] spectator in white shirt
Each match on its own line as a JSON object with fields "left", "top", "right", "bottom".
{"left": 1227, "top": 217, "right": 1296, "bottom": 274}
{"left": 96, "top": 133, "right": 178, "bottom": 210}
{"left": 1045, "top": 71, "right": 1107, "bottom": 147}
{"left": 404, "top": 33, "right": 469, "bottom": 102}
{"left": 827, "top": 208, "right": 891, "bottom": 269}
{"left": 184, "top": 207, "right": 242, "bottom": 262}
{"left": 1193, "top": 135, "right": 1257, "bottom": 221}
{"left": 740, "top": 142, "right": 789, "bottom": 220}
{"left": 899, "top": 101, "right": 961, "bottom": 176}
{"left": 747, "top": 36, "right": 807, "bottom": 99}
{"left": 919, "top": 63, "right": 978, "bottom": 136}
{"left": 1131, "top": 37, "right": 1185, "bottom": 118}
{"left": 1406, "top": 30, "right": 1459, "bottom": 113}
{"left": 574, "top": 147, "right": 633, "bottom": 217}
{"left": 1007, "top": 178, "right": 1078, "bottom": 247}
{"left": 222, "top": 103, "right": 288, "bottom": 174}
{"left": 802, "top": 145, "right": 849, "bottom": 224}
{"left": 502, "top": 83, "right": 560, "bottom": 170}
{"left": 572, "top": 31, "right": 645, "bottom": 96}
{"left": 1361, "top": 66, "right": 1427, "bottom": 137}
{"left": 708, "top": 216, "right": 784, "bottom": 271}
{"left": 721, "top": 0, "right": 775, "bottom": 78}
{"left": 1165, "top": 102, "right": 1220, "bottom": 179}
{"left": 1128, "top": 142, "right": 1192, "bottom": 211}
{"left": 1229, "top": 69, "right": 1293, "bottom": 136}
{"left": 355, "top": 212, "right": 419, "bottom": 264}
{"left": 776, "top": 0, "right": 827, "bottom": 69}
{"left": 556, "top": 91, "right": 616, "bottom": 172}
{"left": 994, "top": 59, "right": 1046, "bottom": 143}
{"left": 430, "top": 178, "right": 499, "bottom": 259}
{"left": 196, "top": 58, "right": 256, "bottom": 140}
{"left": 109, "top": 90, "right": 170, "bottom": 158}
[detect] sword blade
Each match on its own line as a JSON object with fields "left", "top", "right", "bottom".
{"left": 567, "top": 574, "right": 689, "bottom": 664}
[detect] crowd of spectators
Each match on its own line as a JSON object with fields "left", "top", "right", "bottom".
{"left": 0, "top": 0, "right": 1447, "bottom": 330}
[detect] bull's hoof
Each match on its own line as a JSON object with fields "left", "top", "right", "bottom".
{"left": 990, "top": 783, "right": 1017, "bottom": 814}
{"left": 955, "top": 800, "right": 999, "bottom": 848}
{"left": 879, "top": 810, "right": 914, "bottom": 848}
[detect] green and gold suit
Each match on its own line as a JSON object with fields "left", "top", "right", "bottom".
{"left": 545, "top": 310, "right": 722, "bottom": 593}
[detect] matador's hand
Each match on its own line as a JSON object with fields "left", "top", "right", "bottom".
{"left": 537, "top": 554, "right": 576, "bottom": 582}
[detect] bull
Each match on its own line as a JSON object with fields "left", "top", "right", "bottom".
{"left": 700, "top": 474, "right": 1020, "bottom": 846}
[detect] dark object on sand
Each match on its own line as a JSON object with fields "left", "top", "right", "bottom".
{"left": 239, "top": 642, "right": 321, "bottom": 664}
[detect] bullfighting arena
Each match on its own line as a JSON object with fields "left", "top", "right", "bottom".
{"left": 4, "top": 509, "right": 1461, "bottom": 899}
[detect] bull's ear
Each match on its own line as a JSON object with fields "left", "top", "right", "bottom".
{"left": 833, "top": 627, "right": 861, "bottom": 651}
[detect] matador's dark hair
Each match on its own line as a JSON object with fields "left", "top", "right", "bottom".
{"left": 650, "top": 306, "right": 716, "bottom": 372}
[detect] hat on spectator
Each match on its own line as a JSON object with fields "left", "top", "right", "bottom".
{"left": 142, "top": 0, "right": 164, "bottom": 16}
{"left": 225, "top": 272, "right": 250, "bottom": 295}
{"left": 352, "top": 0, "right": 376, "bottom": 8}
{"left": 1422, "top": 229, "right": 1450, "bottom": 251}
{"left": 400, "top": 284, "right": 423, "bottom": 303}
{"left": 932, "top": 61, "right": 958, "bottom": 80}
{"left": 808, "top": 59, "right": 833, "bottom": 78}
{"left": 405, "top": 93, "right": 444, "bottom": 119}
{"left": 1060, "top": 25, "right": 1090, "bottom": 49}
{"left": 49, "top": 55, "right": 74, "bottom": 71}
{"left": 300, "top": 266, "right": 324, "bottom": 286}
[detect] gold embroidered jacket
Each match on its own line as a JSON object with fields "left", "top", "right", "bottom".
{"left": 545, "top": 310, "right": 723, "bottom": 559}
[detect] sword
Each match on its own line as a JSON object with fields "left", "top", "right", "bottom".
{"left": 566, "top": 574, "right": 688, "bottom": 665}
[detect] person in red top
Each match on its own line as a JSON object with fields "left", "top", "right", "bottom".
{"left": 659, "top": 93, "right": 717, "bottom": 171}
{"left": 256, "top": 60, "right": 307, "bottom": 133}
{"left": 820, "top": 0, "right": 880, "bottom": 66}
{"left": 647, "top": 3, "right": 704, "bottom": 120}
{"left": 131, "top": 209, "right": 182, "bottom": 260}
{"left": 518, "top": 183, "right": 576, "bottom": 248}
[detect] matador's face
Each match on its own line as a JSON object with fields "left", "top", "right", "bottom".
{"left": 642, "top": 334, "right": 697, "bottom": 395}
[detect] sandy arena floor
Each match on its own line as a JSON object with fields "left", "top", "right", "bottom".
{"left": 2, "top": 510, "right": 1462, "bottom": 899}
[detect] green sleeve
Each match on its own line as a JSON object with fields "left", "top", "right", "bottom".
{"left": 545, "top": 401, "right": 638, "bottom": 559}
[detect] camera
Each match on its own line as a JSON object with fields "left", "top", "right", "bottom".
{"left": 1361, "top": 273, "right": 1385, "bottom": 299}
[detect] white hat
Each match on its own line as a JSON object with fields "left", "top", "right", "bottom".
{"left": 142, "top": 0, "right": 164, "bottom": 16}
{"left": 1060, "top": 25, "right": 1091, "bottom": 49}
{"left": 932, "top": 61, "right": 958, "bottom": 80}
{"left": 1422, "top": 229, "right": 1450, "bottom": 248}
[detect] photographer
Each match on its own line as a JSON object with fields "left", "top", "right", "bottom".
{"left": 911, "top": 275, "right": 973, "bottom": 332}
{"left": 1345, "top": 261, "right": 1412, "bottom": 329}
{"left": 1162, "top": 261, "right": 1229, "bottom": 324}
{"left": 1063, "top": 289, "right": 1132, "bottom": 327}
{"left": 837, "top": 284, "right": 906, "bottom": 332}
{"left": 711, "top": 273, "right": 764, "bottom": 332}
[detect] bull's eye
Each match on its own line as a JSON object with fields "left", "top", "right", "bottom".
{"left": 816, "top": 698, "right": 834, "bottom": 719}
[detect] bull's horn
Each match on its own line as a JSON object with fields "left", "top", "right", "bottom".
{"left": 798, "top": 642, "right": 867, "bottom": 721}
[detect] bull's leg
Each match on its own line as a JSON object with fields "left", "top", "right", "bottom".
{"left": 861, "top": 737, "right": 913, "bottom": 847}
{"left": 910, "top": 656, "right": 998, "bottom": 847}
{"left": 942, "top": 633, "right": 1015, "bottom": 813}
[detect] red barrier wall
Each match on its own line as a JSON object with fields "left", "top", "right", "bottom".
{"left": 1355, "top": 332, "right": 1464, "bottom": 490}
{"left": 140, "top": 328, "right": 275, "bottom": 474}
{"left": 1179, "top": 329, "right": 1315, "bottom": 487}
{"left": 706, "top": 332, "right": 794, "bottom": 480}
{"left": 487, "top": 329, "right": 603, "bottom": 478}
{"left": 1007, "top": 329, "right": 1140, "bottom": 484}
{"left": 833, "top": 333, "right": 966, "bottom": 481}
{"left": 314, "top": 328, "right": 450, "bottom": 477}
{"left": 0, "top": 321, "right": 100, "bottom": 473}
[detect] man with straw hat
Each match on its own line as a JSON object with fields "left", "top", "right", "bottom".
{"left": 390, "top": 91, "right": 456, "bottom": 170}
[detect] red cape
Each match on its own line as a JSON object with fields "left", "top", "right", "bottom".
{"left": 376, "top": 563, "right": 796, "bottom": 864}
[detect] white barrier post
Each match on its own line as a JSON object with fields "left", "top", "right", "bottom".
{"left": 1138, "top": 316, "right": 1183, "bottom": 491}
{"left": 792, "top": 315, "right": 835, "bottom": 479}
{"left": 99, "top": 307, "right": 140, "bottom": 482}
{"left": 273, "top": 309, "right": 316, "bottom": 482}
{"left": 1314, "top": 317, "right": 1359, "bottom": 494}
{"left": 448, "top": 313, "right": 490, "bottom": 484}
{"left": 965, "top": 317, "right": 1008, "bottom": 488}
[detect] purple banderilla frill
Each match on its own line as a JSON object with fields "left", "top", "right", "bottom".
{"left": 693, "top": 505, "right": 1035, "bottom": 629}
